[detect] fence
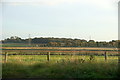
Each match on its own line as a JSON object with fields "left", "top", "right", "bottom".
{"left": 1, "top": 47, "right": 119, "bottom": 63}
{"left": 3, "top": 51, "right": 110, "bottom": 63}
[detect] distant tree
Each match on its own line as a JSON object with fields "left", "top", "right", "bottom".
{"left": 1, "top": 36, "right": 118, "bottom": 48}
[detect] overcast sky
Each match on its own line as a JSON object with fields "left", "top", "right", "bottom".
{"left": 1, "top": 0, "right": 119, "bottom": 41}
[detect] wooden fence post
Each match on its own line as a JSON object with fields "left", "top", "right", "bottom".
{"left": 4, "top": 52, "right": 8, "bottom": 63}
{"left": 59, "top": 52, "right": 61, "bottom": 55}
{"left": 47, "top": 52, "right": 50, "bottom": 61}
{"left": 104, "top": 51, "right": 107, "bottom": 61}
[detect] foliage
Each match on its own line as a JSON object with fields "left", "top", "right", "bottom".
{"left": 1, "top": 36, "right": 120, "bottom": 47}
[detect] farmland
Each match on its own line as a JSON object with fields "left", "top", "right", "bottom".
{"left": 1, "top": 47, "right": 120, "bottom": 78}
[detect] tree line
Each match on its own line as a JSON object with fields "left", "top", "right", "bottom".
{"left": 1, "top": 36, "right": 120, "bottom": 48}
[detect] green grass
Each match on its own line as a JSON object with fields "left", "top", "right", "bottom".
{"left": 2, "top": 43, "right": 32, "bottom": 47}
{"left": 2, "top": 55, "right": 119, "bottom": 78}
{"left": 3, "top": 55, "right": 118, "bottom": 63}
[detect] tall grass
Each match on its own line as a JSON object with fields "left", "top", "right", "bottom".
{"left": 2, "top": 55, "right": 119, "bottom": 78}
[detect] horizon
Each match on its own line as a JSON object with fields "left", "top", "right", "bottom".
{"left": 1, "top": 35, "right": 118, "bottom": 42}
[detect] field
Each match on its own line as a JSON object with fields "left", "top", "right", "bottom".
{"left": 2, "top": 54, "right": 119, "bottom": 78}
{"left": 1, "top": 46, "right": 120, "bottom": 78}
